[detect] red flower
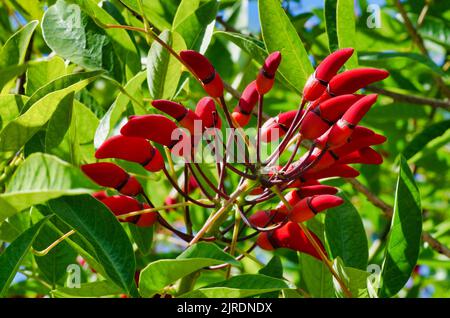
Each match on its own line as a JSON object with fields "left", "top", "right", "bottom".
{"left": 256, "top": 51, "right": 281, "bottom": 95}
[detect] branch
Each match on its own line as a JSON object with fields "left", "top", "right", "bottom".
{"left": 394, "top": 0, "right": 450, "bottom": 99}
{"left": 346, "top": 178, "right": 450, "bottom": 258}
{"left": 367, "top": 86, "right": 450, "bottom": 111}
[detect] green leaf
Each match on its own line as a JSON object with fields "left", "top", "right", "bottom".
{"left": 336, "top": 0, "right": 358, "bottom": 69}
{"left": 128, "top": 223, "right": 153, "bottom": 256}
{"left": 359, "top": 51, "right": 446, "bottom": 77}
{"left": 51, "top": 280, "right": 122, "bottom": 298}
{"left": 258, "top": 255, "right": 283, "bottom": 298}
{"left": 402, "top": 120, "right": 450, "bottom": 161}
{"left": 0, "top": 217, "right": 49, "bottom": 297}
{"left": 42, "top": 0, "right": 122, "bottom": 80}
{"left": 0, "top": 20, "right": 38, "bottom": 90}
{"left": 324, "top": 0, "right": 338, "bottom": 52}
{"left": 0, "top": 94, "right": 28, "bottom": 131}
{"left": 95, "top": 71, "right": 146, "bottom": 148}
{"left": 333, "top": 257, "right": 369, "bottom": 298}
{"left": 33, "top": 224, "right": 77, "bottom": 286}
{"left": 299, "top": 253, "right": 335, "bottom": 298}
{"left": 0, "top": 71, "right": 101, "bottom": 159}
{"left": 0, "top": 64, "right": 27, "bottom": 91}
{"left": 259, "top": 255, "right": 283, "bottom": 279}
{"left": 214, "top": 31, "right": 300, "bottom": 93}
{"left": 259, "top": 0, "right": 313, "bottom": 92}
{"left": 379, "top": 156, "right": 422, "bottom": 298}
{"left": 119, "top": 0, "right": 179, "bottom": 31}
{"left": 147, "top": 30, "right": 185, "bottom": 100}
{"left": 48, "top": 195, "right": 136, "bottom": 294}
{"left": 139, "top": 258, "right": 223, "bottom": 297}
{"left": 178, "top": 242, "right": 239, "bottom": 266}
{"left": 0, "top": 153, "right": 99, "bottom": 222}
{"left": 0, "top": 20, "right": 38, "bottom": 68}
{"left": 325, "top": 192, "right": 369, "bottom": 270}
{"left": 173, "top": 0, "right": 218, "bottom": 53}
{"left": 22, "top": 70, "right": 103, "bottom": 113}
{"left": 24, "top": 56, "right": 68, "bottom": 96}
{"left": 181, "top": 274, "right": 289, "bottom": 298}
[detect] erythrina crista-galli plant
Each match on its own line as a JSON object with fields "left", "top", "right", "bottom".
{"left": 1, "top": 0, "right": 447, "bottom": 301}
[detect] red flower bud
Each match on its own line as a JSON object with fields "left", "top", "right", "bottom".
{"left": 338, "top": 147, "right": 383, "bottom": 165}
{"left": 249, "top": 210, "right": 285, "bottom": 228}
{"left": 151, "top": 100, "right": 199, "bottom": 136}
{"left": 276, "top": 186, "right": 338, "bottom": 214}
{"left": 315, "top": 94, "right": 378, "bottom": 149}
{"left": 195, "top": 97, "right": 222, "bottom": 130}
{"left": 231, "top": 111, "right": 252, "bottom": 127}
{"left": 256, "top": 221, "right": 325, "bottom": 260}
{"left": 256, "top": 51, "right": 281, "bottom": 95}
{"left": 99, "top": 195, "right": 157, "bottom": 227}
{"left": 303, "top": 163, "right": 360, "bottom": 180}
{"left": 281, "top": 195, "right": 344, "bottom": 223}
{"left": 232, "top": 81, "right": 259, "bottom": 127}
{"left": 326, "top": 68, "right": 389, "bottom": 97}
{"left": 286, "top": 179, "right": 320, "bottom": 190}
{"left": 261, "top": 110, "right": 301, "bottom": 142}
{"left": 95, "top": 135, "right": 164, "bottom": 172}
{"left": 92, "top": 191, "right": 108, "bottom": 201}
{"left": 303, "top": 48, "right": 354, "bottom": 101}
{"left": 81, "top": 162, "right": 142, "bottom": 196}
{"left": 121, "top": 114, "right": 181, "bottom": 148}
{"left": 180, "top": 50, "right": 224, "bottom": 97}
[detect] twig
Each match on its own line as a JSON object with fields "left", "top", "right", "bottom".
{"left": 346, "top": 178, "right": 450, "bottom": 258}
{"left": 366, "top": 86, "right": 450, "bottom": 111}
{"left": 394, "top": 0, "right": 450, "bottom": 98}
{"left": 32, "top": 230, "right": 76, "bottom": 257}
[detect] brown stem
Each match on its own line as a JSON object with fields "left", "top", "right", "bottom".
{"left": 367, "top": 86, "right": 450, "bottom": 111}
{"left": 346, "top": 178, "right": 450, "bottom": 258}
{"left": 394, "top": 1, "right": 450, "bottom": 99}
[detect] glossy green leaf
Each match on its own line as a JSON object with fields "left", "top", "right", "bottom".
{"left": 259, "top": 0, "right": 313, "bottom": 92}
{"left": 0, "top": 153, "right": 99, "bottom": 222}
{"left": 128, "top": 223, "right": 153, "bottom": 256}
{"left": 0, "top": 71, "right": 101, "bottom": 159}
{"left": 336, "top": 0, "right": 358, "bottom": 69}
{"left": 139, "top": 258, "right": 223, "bottom": 297}
{"left": 173, "top": 0, "right": 218, "bottom": 53}
{"left": 51, "top": 280, "right": 122, "bottom": 298}
{"left": 324, "top": 0, "right": 338, "bottom": 52}
{"left": 403, "top": 120, "right": 450, "bottom": 161}
{"left": 0, "top": 20, "right": 38, "bottom": 90}
{"left": 178, "top": 242, "right": 239, "bottom": 266}
{"left": 24, "top": 56, "right": 67, "bottom": 96}
{"left": 147, "top": 30, "right": 185, "bottom": 100}
{"left": 119, "top": 0, "right": 179, "bottom": 31}
{"left": 0, "top": 217, "right": 49, "bottom": 297}
{"left": 48, "top": 195, "right": 136, "bottom": 294}
{"left": 0, "top": 20, "right": 37, "bottom": 68}
{"left": 0, "top": 94, "right": 28, "bottom": 131}
{"left": 379, "top": 156, "right": 422, "bottom": 298}
{"left": 333, "top": 257, "right": 369, "bottom": 298}
{"left": 181, "top": 274, "right": 289, "bottom": 298}
{"left": 215, "top": 31, "right": 300, "bottom": 93}
{"left": 259, "top": 255, "right": 283, "bottom": 279}
{"left": 325, "top": 192, "right": 369, "bottom": 270}
{"left": 42, "top": 0, "right": 122, "bottom": 80}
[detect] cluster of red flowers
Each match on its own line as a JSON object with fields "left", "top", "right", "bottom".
{"left": 81, "top": 47, "right": 388, "bottom": 261}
